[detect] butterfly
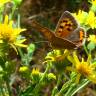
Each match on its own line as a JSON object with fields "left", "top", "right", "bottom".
{"left": 31, "top": 11, "right": 84, "bottom": 50}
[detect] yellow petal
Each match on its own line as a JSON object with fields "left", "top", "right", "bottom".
{"left": 9, "top": 20, "right": 13, "bottom": 27}
{"left": 16, "top": 39, "right": 26, "bottom": 43}
{"left": 15, "top": 43, "right": 27, "bottom": 47}
{"left": 4, "top": 15, "right": 8, "bottom": 24}
{"left": 73, "top": 51, "right": 80, "bottom": 64}
{"left": 14, "top": 28, "right": 26, "bottom": 35}
{"left": 10, "top": 44, "right": 18, "bottom": 54}
{"left": 67, "top": 55, "right": 75, "bottom": 64}
{"left": 0, "top": 40, "right": 3, "bottom": 43}
{"left": 75, "top": 73, "right": 81, "bottom": 84}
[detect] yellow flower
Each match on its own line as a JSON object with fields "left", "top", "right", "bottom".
{"left": 19, "top": 66, "right": 29, "bottom": 72}
{"left": 32, "top": 68, "right": 40, "bottom": 75}
{"left": 0, "top": 0, "right": 11, "bottom": 7}
{"left": 48, "top": 73, "right": 56, "bottom": 80}
{"left": 86, "top": 11, "right": 96, "bottom": 29}
{"left": 67, "top": 51, "right": 96, "bottom": 83}
{"left": 88, "top": 35, "right": 96, "bottom": 43}
{"left": 45, "top": 50, "right": 61, "bottom": 62}
{"left": 91, "top": 0, "right": 96, "bottom": 5}
{"left": 73, "top": 10, "right": 96, "bottom": 29}
{"left": 44, "top": 49, "right": 70, "bottom": 63}
{"left": 44, "top": 50, "right": 70, "bottom": 73}
{"left": 0, "top": 15, "right": 27, "bottom": 52}
{"left": 72, "top": 10, "right": 88, "bottom": 25}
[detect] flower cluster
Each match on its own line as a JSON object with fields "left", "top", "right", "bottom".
{"left": 67, "top": 52, "right": 96, "bottom": 83}
{"left": 0, "top": 0, "right": 10, "bottom": 7}
{"left": 73, "top": 10, "right": 96, "bottom": 29}
{"left": 45, "top": 49, "right": 70, "bottom": 63}
{"left": 0, "top": 15, "right": 27, "bottom": 52}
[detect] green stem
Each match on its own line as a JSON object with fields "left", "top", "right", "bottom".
{"left": 33, "top": 62, "right": 50, "bottom": 95}
{"left": 81, "top": 27, "right": 89, "bottom": 56}
{"left": 1, "top": 58, "right": 12, "bottom": 96}
{"left": 18, "top": 48, "right": 24, "bottom": 58}
{"left": 65, "top": 83, "right": 76, "bottom": 96}
{"left": 3, "top": 63, "right": 12, "bottom": 96}
{"left": 11, "top": 5, "right": 16, "bottom": 18}
{"left": 5, "top": 77, "right": 12, "bottom": 96}
{"left": 55, "top": 80, "right": 72, "bottom": 96}
{"left": 83, "top": 44, "right": 89, "bottom": 56}
{"left": 51, "top": 74, "right": 62, "bottom": 96}
{"left": 57, "top": 74, "right": 62, "bottom": 87}
{"left": 70, "top": 80, "right": 89, "bottom": 96}
{"left": 0, "top": 87, "right": 5, "bottom": 96}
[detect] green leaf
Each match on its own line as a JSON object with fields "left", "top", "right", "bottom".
{"left": 27, "top": 43, "right": 35, "bottom": 56}
{"left": 87, "top": 42, "right": 96, "bottom": 51}
{"left": 66, "top": 79, "right": 90, "bottom": 96}
{"left": 91, "top": 5, "right": 96, "bottom": 13}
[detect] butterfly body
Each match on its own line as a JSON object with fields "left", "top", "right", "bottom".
{"left": 32, "top": 11, "right": 84, "bottom": 50}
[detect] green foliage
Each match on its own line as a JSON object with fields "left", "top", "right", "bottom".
{"left": 21, "top": 43, "right": 35, "bottom": 65}
{"left": 87, "top": 42, "right": 96, "bottom": 51}
{"left": 12, "top": 0, "right": 22, "bottom": 6}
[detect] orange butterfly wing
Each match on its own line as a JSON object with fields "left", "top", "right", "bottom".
{"left": 55, "top": 11, "right": 78, "bottom": 39}
{"left": 32, "top": 20, "right": 77, "bottom": 49}
{"left": 55, "top": 11, "right": 85, "bottom": 43}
